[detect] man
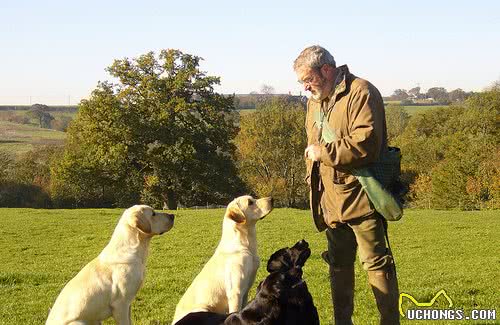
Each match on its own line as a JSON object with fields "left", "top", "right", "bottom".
{"left": 294, "top": 45, "right": 400, "bottom": 325}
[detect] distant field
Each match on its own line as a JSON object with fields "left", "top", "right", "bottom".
{"left": 0, "top": 109, "right": 77, "bottom": 121}
{"left": 384, "top": 100, "right": 402, "bottom": 105}
{"left": 238, "top": 108, "right": 256, "bottom": 116}
{"left": 0, "top": 208, "right": 498, "bottom": 324}
{"left": 239, "top": 105, "right": 447, "bottom": 116}
{"left": 402, "top": 105, "right": 448, "bottom": 115}
{"left": 0, "top": 120, "right": 66, "bottom": 156}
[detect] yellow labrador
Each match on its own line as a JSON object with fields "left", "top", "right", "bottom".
{"left": 46, "top": 205, "right": 174, "bottom": 325}
{"left": 172, "top": 195, "right": 273, "bottom": 324}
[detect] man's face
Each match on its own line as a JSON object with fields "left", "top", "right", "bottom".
{"left": 296, "top": 65, "right": 331, "bottom": 100}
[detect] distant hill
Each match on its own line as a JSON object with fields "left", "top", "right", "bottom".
{"left": 0, "top": 105, "right": 78, "bottom": 112}
{"left": 233, "top": 94, "right": 307, "bottom": 110}
{"left": 0, "top": 121, "right": 66, "bottom": 157}
{"left": 0, "top": 94, "right": 308, "bottom": 112}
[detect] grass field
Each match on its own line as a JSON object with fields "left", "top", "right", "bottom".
{"left": 402, "top": 105, "right": 448, "bottom": 116}
{"left": 0, "top": 208, "right": 498, "bottom": 324}
{"left": 0, "top": 121, "right": 66, "bottom": 156}
{"left": 0, "top": 109, "right": 76, "bottom": 119}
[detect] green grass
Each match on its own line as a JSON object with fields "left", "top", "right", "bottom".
{"left": 0, "top": 121, "right": 66, "bottom": 156}
{"left": 0, "top": 209, "right": 498, "bottom": 324}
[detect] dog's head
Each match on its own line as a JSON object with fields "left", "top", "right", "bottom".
{"left": 253, "top": 240, "right": 318, "bottom": 324}
{"left": 258, "top": 271, "right": 288, "bottom": 299}
{"left": 124, "top": 205, "right": 174, "bottom": 236}
{"left": 256, "top": 266, "right": 306, "bottom": 302}
{"left": 266, "top": 239, "right": 311, "bottom": 274}
{"left": 224, "top": 195, "right": 273, "bottom": 225}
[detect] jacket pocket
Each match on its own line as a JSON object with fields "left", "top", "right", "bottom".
{"left": 333, "top": 177, "right": 374, "bottom": 222}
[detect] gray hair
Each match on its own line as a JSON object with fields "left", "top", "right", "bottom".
{"left": 293, "top": 45, "right": 336, "bottom": 71}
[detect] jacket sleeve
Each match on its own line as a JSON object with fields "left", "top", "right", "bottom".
{"left": 319, "top": 84, "right": 385, "bottom": 170}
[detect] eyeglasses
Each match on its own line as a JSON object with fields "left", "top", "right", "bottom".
{"left": 297, "top": 68, "right": 321, "bottom": 86}
{"left": 298, "top": 76, "right": 314, "bottom": 85}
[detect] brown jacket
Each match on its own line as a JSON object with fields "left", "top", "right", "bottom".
{"left": 305, "top": 65, "right": 388, "bottom": 231}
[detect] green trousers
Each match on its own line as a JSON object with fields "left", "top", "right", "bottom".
{"left": 324, "top": 213, "right": 400, "bottom": 325}
{"left": 325, "top": 213, "right": 393, "bottom": 271}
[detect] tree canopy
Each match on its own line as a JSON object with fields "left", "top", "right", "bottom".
{"left": 52, "top": 49, "right": 244, "bottom": 208}
{"left": 392, "top": 87, "right": 499, "bottom": 209}
{"left": 236, "top": 98, "right": 307, "bottom": 207}
{"left": 27, "top": 104, "right": 54, "bottom": 128}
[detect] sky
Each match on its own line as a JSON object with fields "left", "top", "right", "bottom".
{"left": 1, "top": 0, "right": 499, "bottom": 105}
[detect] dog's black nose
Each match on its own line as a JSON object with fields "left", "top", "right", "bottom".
{"left": 270, "top": 197, "right": 274, "bottom": 205}
{"left": 293, "top": 239, "right": 309, "bottom": 250}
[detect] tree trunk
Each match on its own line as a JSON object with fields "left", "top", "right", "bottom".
{"left": 162, "top": 189, "right": 178, "bottom": 210}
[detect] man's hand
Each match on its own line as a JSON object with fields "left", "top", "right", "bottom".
{"left": 304, "top": 144, "right": 321, "bottom": 162}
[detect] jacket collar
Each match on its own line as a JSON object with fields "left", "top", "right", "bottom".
{"left": 332, "top": 65, "right": 349, "bottom": 97}
{"left": 309, "top": 64, "right": 350, "bottom": 108}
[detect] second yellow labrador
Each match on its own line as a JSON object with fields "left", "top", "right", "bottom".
{"left": 172, "top": 195, "right": 273, "bottom": 324}
{"left": 46, "top": 205, "right": 174, "bottom": 325}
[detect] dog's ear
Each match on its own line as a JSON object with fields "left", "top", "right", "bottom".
{"left": 129, "top": 209, "right": 152, "bottom": 234}
{"left": 256, "top": 280, "right": 263, "bottom": 293}
{"left": 262, "top": 272, "right": 286, "bottom": 298}
{"left": 226, "top": 204, "right": 246, "bottom": 224}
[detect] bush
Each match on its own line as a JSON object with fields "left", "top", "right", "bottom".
{"left": 0, "top": 181, "right": 51, "bottom": 208}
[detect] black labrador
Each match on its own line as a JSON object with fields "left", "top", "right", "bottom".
{"left": 175, "top": 239, "right": 319, "bottom": 325}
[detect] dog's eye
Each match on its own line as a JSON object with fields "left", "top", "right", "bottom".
{"left": 248, "top": 199, "right": 254, "bottom": 206}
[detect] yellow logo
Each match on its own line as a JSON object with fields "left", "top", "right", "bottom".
{"left": 399, "top": 289, "right": 454, "bottom": 317}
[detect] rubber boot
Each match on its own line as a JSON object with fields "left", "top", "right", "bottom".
{"left": 367, "top": 265, "right": 400, "bottom": 325}
{"left": 323, "top": 252, "right": 355, "bottom": 325}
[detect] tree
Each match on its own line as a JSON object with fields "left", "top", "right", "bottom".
{"left": 51, "top": 116, "right": 73, "bottom": 132}
{"left": 448, "top": 88, "right": 467, "bottom": 102}
{"left": 0, "top": 151, "right": 13, "bottom": 182}
{"left": 385, "top": 104, "right": 410, "bottom": 142}
{"left": 236, "top": 98, "right": 308, "bottom": 207}
{"left": 408, "top": 87, "right": 421, "bottom": 98}
{"left": 391, "top": 89, "right": 409, "bottom": 101}
{"left": 0, "top": 147, "right": 59, "bottom": 208}
{"left": 430, "top": 133, "right": 496, "bottom": 210}
{"left": 394, "top": 87, "right": 499, "bottom": 209}
{"left": 31, "top": 103, "right": 50, "bottom": 111}
{"left": 13, "top": 146, "right": 62, "bottom": 189}
{"left": 52, "top": 49, "right": 244, "bottom": 209}
{"left": 27, "top": 106, "right": 54, "bottom": 128}
{"left": 260, "top": 84, "right": 275, "bottom": 95}
{"left": 408, "top": 173, "right": 432, "bottom": 209}
{"left": 426, "top": 87, "right": 449, "bottom": 104}
{"left": 486, "top": 79, "right": 500, "bottom": 91}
